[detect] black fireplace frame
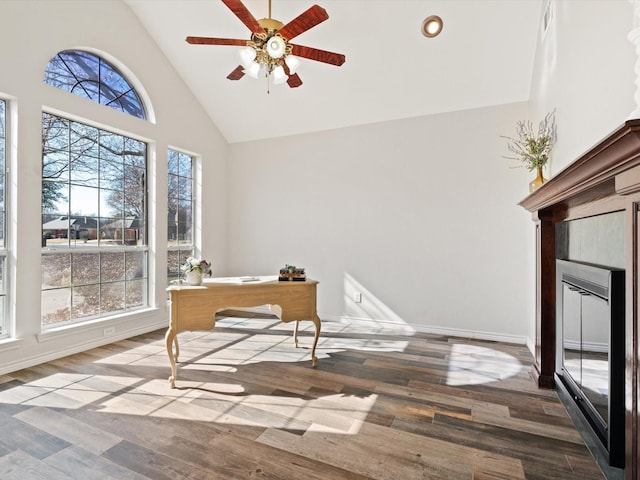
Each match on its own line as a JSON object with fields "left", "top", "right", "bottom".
{"left": 555, "top": 259, "right": 625, "bottom": 468}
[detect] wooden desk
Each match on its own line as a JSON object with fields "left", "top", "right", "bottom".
{"left": 165, "top": 276, "right": 321, "bottom": 388}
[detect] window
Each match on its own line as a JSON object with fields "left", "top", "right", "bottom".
{"left": 41, "top": 113, "right": 148, "bottom": 328}
{"left": 167, "top": 149, "right": 194, "bottom": 284}
{"left": 0, "top": 99, "right": 6, "bottom": 335}
{"left": 44, "top": 50, "right": 146, "bottom": 120}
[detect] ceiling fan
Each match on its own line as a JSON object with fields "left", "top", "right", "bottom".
{"left": 186, "top": 0, "right": 346, "bottom": 89}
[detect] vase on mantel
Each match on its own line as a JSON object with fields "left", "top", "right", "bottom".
{"left": 185, "top": 271, "right": 203, "bottom": 286}
{"left": 529, "top": 167, "right": 547, "bottom": 193}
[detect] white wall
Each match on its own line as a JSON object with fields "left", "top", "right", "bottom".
{"left": 529, "top": 0, "right": 635, "bottom": 175}
{"left": 0, "top": 0, "right": 228, "bottom": 374}
{"left": 228, "top": 104, "right": 536, "bottom": 342}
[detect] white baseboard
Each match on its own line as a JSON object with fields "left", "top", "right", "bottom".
{"left": 319, "top": 313, "right": 528, "bottom": 345}
{"left": 526, "top": 335, "right": 535, "bottom": 357}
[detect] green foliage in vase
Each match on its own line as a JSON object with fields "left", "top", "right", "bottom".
{"left": 502, "top": 110, "right": 557, "bottom": 171}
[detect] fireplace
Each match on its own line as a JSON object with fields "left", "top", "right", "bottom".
{"left": 555, "top": 259, "right": 625, "bottom": 467}
{"left": 518, "top": 119, "right": 640, "bottom": 476}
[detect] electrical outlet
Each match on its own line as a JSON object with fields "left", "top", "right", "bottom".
{"left": 103, "top": 327, "right": 116, "bottom": 336}
{"left": 353, "top": 292, "right": 362, "bottom": 303}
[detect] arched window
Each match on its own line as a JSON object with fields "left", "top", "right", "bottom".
{"left": 41, "top": 50, "right": 149, "bottom": 328}
{"left": 44, "top": 50, "right": 146, "bottom": 119}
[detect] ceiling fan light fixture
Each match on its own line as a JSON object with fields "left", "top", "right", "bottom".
{"left": 246, "top": 61, "right": 261, "bottom": 79}
{"left": 285, "top": 55, "right": 301, "bottom": 74}
{"left": 239, "top": 47, "right": 256, "bottom": 68}
{"left": 422, "top": 15, "right": 443, "bottom": 38}
{"left": 266, "top": 35, "right": 286, "bottom": 59}
{"left": 272, "top": 65, "right": 287, "bottom": 84}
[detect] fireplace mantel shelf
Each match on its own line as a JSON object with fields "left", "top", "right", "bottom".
{"left": 519, "top": 117, "right": 640, "bottom": 479}
{"left": 519, "top": 119, "right": 640, "bottom": 215}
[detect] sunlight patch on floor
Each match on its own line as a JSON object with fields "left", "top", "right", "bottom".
{"left": 319, "top": 337, "right": 409, "bottom": 353}
{"left": 445, "top": 343, "right": 523, "bottom": 386}
{"left": 86, "top": 382, "right": 378, "bottom": 435}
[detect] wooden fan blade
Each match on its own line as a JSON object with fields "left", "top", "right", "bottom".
{"left": 277, "top": 4, "right": 329, "bottom": 41}
{"left": 221, "top": 0, "right": 266, "bottom": 34}
{"left": 287, "top": 73, "right": 303, "bottom": 88}
{"left": 282, "top": 62, "right": 303, "bottom": 88}
{"left": 186, "top": 36, "right": 247, "bottom": 46}
{"left": 290, "top": 44, "right": 346, "bottom": 66}
{"left": 227, "top": 65, "right": 245, "bottom": 80}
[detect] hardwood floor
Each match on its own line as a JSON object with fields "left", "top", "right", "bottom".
{"left": 0, "top": 311, "right": 605, "bottom": 479}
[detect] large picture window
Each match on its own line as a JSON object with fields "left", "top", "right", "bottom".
{"left": 41, "top": 113, "right": 148, "bottom": 328}
{"left": 167, "top": 149, "right": 194, "bottom": 284}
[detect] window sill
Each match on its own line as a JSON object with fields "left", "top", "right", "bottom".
{"left": 37, "top": 307, "right": 161, "bottom": 344}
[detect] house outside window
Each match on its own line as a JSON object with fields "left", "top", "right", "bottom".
{"left": 167, "top": 149, "right": 194, "bottom": 284}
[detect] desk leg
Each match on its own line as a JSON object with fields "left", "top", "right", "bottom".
{"left": 294, "top": 320, "right": 300, "bottom": 348}
{"left": 165, "top": 327, "right": 178, "bottom": 389}
{"left": 311, "top": 315, "right": 321, "bottom": 367}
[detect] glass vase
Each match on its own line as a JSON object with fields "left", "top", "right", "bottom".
{"left": 529, "top": 167, "right": 547, "bottom": 193}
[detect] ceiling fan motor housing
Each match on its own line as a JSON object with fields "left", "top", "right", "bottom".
{"left": 253, "top": 18, "right": 290, "bottom": 61}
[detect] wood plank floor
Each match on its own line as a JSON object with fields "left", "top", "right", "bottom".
{"left": 0, "top": 311, "right": 605, "bottom": 479}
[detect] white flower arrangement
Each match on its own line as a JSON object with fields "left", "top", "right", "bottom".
{"left": 181, "top": 257, "right": 212, "bottom": 276}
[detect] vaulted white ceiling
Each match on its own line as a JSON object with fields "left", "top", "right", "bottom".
{"left": 123, "top": 0, "right": 542, "bottom": 143}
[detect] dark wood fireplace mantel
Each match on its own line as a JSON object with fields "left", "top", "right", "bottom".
{"left": 519, "top": 119, "right": 640, "bottom": 479}
{"left": 520, "top": 119, "right": 640, "bottom": 215}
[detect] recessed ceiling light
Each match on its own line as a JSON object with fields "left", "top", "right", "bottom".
{"left": 422, "top": 15, "right": 443, "bottom": 38}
